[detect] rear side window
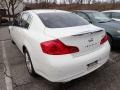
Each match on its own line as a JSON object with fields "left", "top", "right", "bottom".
{"left": 104, "top": 12, "right": 112, "bottom": 18}
{"left": 112, "top": 12, "right": 120, "bottom": 19}
{"left": 13, "top": 14, "right": 21, "bottom": 26}
{"left": 38, "top": 13, "right": 89, "bottom": 28}
{"left": 20, "top": 13, "right": 32, "bottom": 29}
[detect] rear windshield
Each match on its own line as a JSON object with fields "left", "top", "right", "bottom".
{"left": 38, "top": 13, "right": 89, "bottom": 28}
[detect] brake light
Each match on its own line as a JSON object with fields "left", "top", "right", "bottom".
{"left": 100, "top": 34, "right": 108, "bottom": 45}
{"left": 40, "top": 39, "right": 79, "bottom": 55}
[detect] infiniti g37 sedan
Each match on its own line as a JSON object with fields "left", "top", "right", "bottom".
{"left": 9, "top": 10, "right": 110, "bottom": 82}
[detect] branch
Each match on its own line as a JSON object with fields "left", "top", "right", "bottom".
{"left": 4, "top": 0, "right": 10, "bottom": 9}
{"left": 14, "top": 0, "right": 23, "bottom": 9}
{"left": 0, "top": 4, "right": 6, "bottom": 9}
{"left": 0, "top": 1, "right": 5, "bottom": 9}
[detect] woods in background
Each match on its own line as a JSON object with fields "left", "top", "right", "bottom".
{"left": 0, "top": 0, "right": 23, "bottom": 20}
{"left": 26, "top": 0, "right": 120, "bottom": 4}
{"left": 1, "top": 0, "right": 120, "bottom": 21}
{"left": 25, "top": 0, "right": 120, "bottom": 11}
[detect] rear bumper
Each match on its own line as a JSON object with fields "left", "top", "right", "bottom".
{"left": 36, "top": 42, "right": 110, "bottom": 82}
{"left": 59, "top": 56, "right": 108, "bottom": 82}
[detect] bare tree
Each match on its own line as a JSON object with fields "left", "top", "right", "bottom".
{"left": 88, "top": 0, "right": 92, "bottom": 4}
{"left": 10, "top": 0, "right": 23, "bottom": 17}
{"left": 67, "top": 0, "right": 73, "bottom": 4}
{"left": 74, "top": 0, "right": 80, "bottom": 4}
{"left": 0, "top": 0, "right": 23, "bottom": 20}
{"left": 0, "top": 0, "right": 11, "bottom": 20}
{"left": 63, "top": 0, "right": 67, "bottom": 4}
{"left": 53, "top": 0, "right": 57, "bottom": 4}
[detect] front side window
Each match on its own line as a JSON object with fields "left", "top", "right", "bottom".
{"left": 104, "top": 12, "right": 112, "bottom": 18}
{"left": 112, "top": 12, "right": 120, "bottom": 19}
{"left": 88, "top": 12, "right": 112, "bottom": 23}
{"left": 38, "top": 12, "right": 89, "bottom": 28}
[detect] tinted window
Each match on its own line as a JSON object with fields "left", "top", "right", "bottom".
{"left": 38, "top": 13, "right": 89, "bottom": 28}
{"left": 104, "top": 12, "right": 112, "bottom": 18}
{"left": 20, "top": 13, "right": 31, "bottom": 29}
{"left": 112, "top": 12, "right": 120, "bottom": 19}
{"left": 13, "top": 14, "right": 21, "bottom": 26}
{"left": 87, "top": 12, "right": 112, "bottom": 23}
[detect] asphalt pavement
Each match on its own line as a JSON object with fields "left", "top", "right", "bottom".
{"left": 0, "top": 26, "right": 120, "bottom": 90}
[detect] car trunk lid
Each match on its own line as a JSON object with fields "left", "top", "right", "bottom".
{"left": 45, "top": 24, "right": 105, "bottom": 56}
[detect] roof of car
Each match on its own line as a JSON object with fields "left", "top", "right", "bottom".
{"left": 103, "top": 10, "right": 120, "bottom": 12}
{"left": 25, "top": 9, "right": 70, "bottom": 14}
{"left": 74, "top": 10, "right": 98, "bottom": 13}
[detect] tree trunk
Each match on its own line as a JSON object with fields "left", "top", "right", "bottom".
{"left": 7, "top": 8, "right": 11, "bottom": 21}
{"left": 12, "top": 4, "right": 15, "bottom": 18}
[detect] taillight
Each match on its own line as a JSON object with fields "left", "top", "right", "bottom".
{"left": 40, "top": 39, "right": 79, "bottom": 55}
{"left": 100, "top": 34, "right": 108, "bottom": 45}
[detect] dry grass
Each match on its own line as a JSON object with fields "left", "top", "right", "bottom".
{"left": 24, "top": 3, "right": 120, "bottom": 11}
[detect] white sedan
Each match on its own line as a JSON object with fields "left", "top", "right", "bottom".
{"left": 9, "top": 10, "right": 110, "bottom": 82}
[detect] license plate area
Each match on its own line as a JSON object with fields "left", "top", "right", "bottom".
{"left": 87, "top": 60, "right": 98, "bottom": 70}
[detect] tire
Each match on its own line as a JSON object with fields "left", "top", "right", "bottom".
{"left": 24, "top": 50, "right": 36, "bottom": 76}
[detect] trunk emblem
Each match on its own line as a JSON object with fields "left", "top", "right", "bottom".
{"left": 88, "top": 38, "right": 94, "bottom": 42}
